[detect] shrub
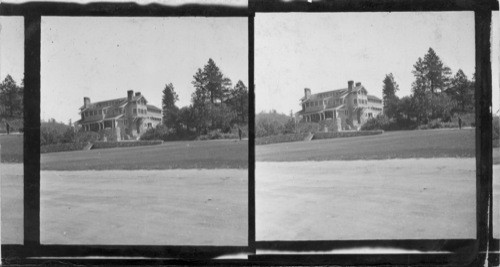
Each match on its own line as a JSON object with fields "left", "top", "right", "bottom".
{"left": 312, "top": 130, "right": 383, "bottom": 140}
{"left": 140, "top": 124, "right": 171, "bottom": 141}
{"left": 230, "top": 124, "right": 248, "bottom": 139}
{"left": 74, "top": 131, "right": 100, "bottom": 144}
{"left": 91, "top": 140, "right": 163, "bottom": 150}
{"left": 255, "top": 111, "right": 291, "bottom": 137}
{"left": 0, "top": 118, "right": 24, "bottom": 133}
{"left": 360, "top": 115, "right": 390, "bottom": 131}
{"left": 255, "top": 133, "right": 309, "bottom": 145}
{"left": 40, "top": 142, "right": 90, "bottom": 154}
{"left": 40, "top": 120, "right": 76, "bottom": 145}
{"left": 196, "top": 129, "right": 239, "bottom": 140}
{"left": 140, "top": 125, "right": 198, "bottom": 141}
{"left": 361, "top": 115, "right": 417, "bottom": 131}
{"left": 100, "top": 128, "right": 119, "bottom": 141}
{"left": 296, "top": 122, "right": 321, "bottom": 134}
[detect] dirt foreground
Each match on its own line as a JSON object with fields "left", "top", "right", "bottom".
{"left": 1, "top": 164, "right": 247, "bottom": 246}
{"left": 256, "top": 158, "right": 478, "bottom": 241}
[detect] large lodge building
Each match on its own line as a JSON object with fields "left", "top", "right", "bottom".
{"left": 298, "top": 80, "right": 383, "bottom": 131}
{"left": 76, "top": 90, "right": 162, "bottom": 140}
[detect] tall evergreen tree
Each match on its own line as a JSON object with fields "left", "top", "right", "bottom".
{"left": 447, "top": 69, "right": 474, "bottom": 113}
{"left": 382, "top": 73, "right": 400, "bottom": 119}
{"left": 410, "top": 48, "right": 452, "bottom": 123}
{"left": 162, "top": 83, "right": 179, "bottom": 128}
{"left": 191, "top": 59, "right": 235, "bottom": 132}
{"left": 227, "top": 80, "right": 249, "bottom": 124}
{"left": 412, "top": 48, "right": 452, "bottom": 94}
{"left": 191, "top": 58, "right": 232, "bottom": 104}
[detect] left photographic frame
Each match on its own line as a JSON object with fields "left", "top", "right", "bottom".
{"left": 0, "top": 15, "right": 25, "bottom": 246}
{"left": 1, "top": 2, "right": 252, "bottom": 263}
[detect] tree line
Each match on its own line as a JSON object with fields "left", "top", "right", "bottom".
{"left": 152, "top": 58, "right": 248, "bottom": 140}
{"left": 375, "top": 47, "right": 475, "bottom": 130}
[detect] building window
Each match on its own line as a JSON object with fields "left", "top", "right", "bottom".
{"left": 133, "top": 108, "right": 137, "bottom": 114}
{"left": 354, "top": 99, "right": 357, "bottom": 104}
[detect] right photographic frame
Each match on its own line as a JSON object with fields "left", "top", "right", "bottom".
{"left": 252, "top": 3, "right": 494, "bottom": 264}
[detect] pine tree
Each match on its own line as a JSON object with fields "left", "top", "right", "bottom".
{"left": 191, "top": 58, "right": 232, "bottom": 105}
{"left": 162, "top": 83, "right": 179, "bottom": 128}
{"left": 421, "top": 48, "right": 452, "bottom": 94}
{"left": 226, "top": 80, "right": 249, "bottom": 124}
{"left": 447, "top": 69, "right": 474, "bottom": 113}
{"left": 382, "top": 73, "right": 400, "bottom": 119}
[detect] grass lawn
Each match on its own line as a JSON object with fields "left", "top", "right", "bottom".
{"left": 257, "top": 129, "right": 475, "bottom": 161}
{"left": 42, "top": 139, "right": 248, "bottom": 170}
{"left": 0, "top": 134, "right": 23, "bottom": 163}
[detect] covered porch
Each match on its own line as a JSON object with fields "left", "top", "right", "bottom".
{"left": 302, "top": 105, "right": 344, "bottom": 123}
{"left": 80, "top": 115, "right": 123, "bottom": 132}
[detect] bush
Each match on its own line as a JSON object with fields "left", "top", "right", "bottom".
{"left": 417, "top": 117, "right": 470, "bottom": 130}
{"left": 100, "top": 128, "right": 119, "bottom": 141}
{"left": 230, "top": 124, "right": 248, "bottom": 139}
{"left": 141, "top": 124, "right": 198, "bottom": 141}
{"left": 40, "top": 121, "right": 72, "bottom": 145}
{"left": 360, "top": 115, "right": 391, "bottom": 131}
{"left": 91, "top": 140, "right": 163, "bottom": 150}
{"left": 296, "top": 122, "right": 321, "bottom": 134}
{"left": 361, "top": 115, "right": 417, "bottom": 131}
{"left": 74, "top": 131, "right": 101, "bottom": 143}
{"left": 312, "top": 130, "right": 383, "bottom": 140}
{"left": 0, "top": 118, "right": 24, "bottom": 133}
{"left": 196, "top": 129, "right": 239, "bottom": 140}
{"left": 255, "top": 111, "right": 291, "bottom": 137}
{"left": 255, "top": 133, "right": 309, "bottom": 145}
{"left": 140, "top": 124, "right": 171, "bottom": 141}
{"left": 40, "top": 142, "right": 90, "bottom": 154}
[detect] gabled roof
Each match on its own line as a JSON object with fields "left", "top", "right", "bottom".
{"left": 367, "top": 95, "right": 382, "bottom": 101}
{"left": 301, "top": 85, "right": 367, "bottom": 102}
{"left": 79, "top": 95, "right": 149, "bottom": 111}
{"left": 146, "top": 104, "right": 162, "bottom": 111}
{"left": 80, "top": 97, "right": 127, "bottom": 111}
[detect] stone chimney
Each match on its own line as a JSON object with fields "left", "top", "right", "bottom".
{"left": 127, "top": 90, "right": 134, "bottom": 101}
{"left": 135, "top": 92, "right": 141, "bottom": 97}
{"left": 304, "top": 88, "right": 311, "bottom": 99}
{"left": 348, "top": 80, "right": 354, "bottom": 92}
{"left": 83, "top": 97, "right": 90, "bottom": 108}
{"left": 355, "top": 82, "right": 361, "bottom": 87}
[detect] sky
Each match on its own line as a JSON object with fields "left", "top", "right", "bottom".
{"left": 255, "top": 12, "right": 481, "bottom": 115}
{"left": 37, "top": 17, "right": 247, "bottom": 123}
{"left": 0, "top": 12, "right": 498, "bottom": 120}
{"left": 0, "top": 16, "right": 24, "bottom": 84}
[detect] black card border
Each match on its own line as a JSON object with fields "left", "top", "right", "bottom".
{"left": 0, "top": 0, "right": 498, "bottom": 265}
